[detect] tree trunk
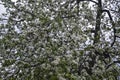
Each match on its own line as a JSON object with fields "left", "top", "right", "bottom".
{"left": 94, "top": 0, "right": 102, "bottom": 44}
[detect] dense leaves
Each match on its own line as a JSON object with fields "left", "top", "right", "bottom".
{"left": 0, "top": 0, "right": 120, "bottom": 80}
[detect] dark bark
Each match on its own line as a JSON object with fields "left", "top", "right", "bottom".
{"left": 94, "top": 0, "right": 102, "bottom": 44}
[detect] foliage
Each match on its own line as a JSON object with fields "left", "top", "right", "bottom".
{"left": 0, "top": 0, "right": 120, "bottom": 80}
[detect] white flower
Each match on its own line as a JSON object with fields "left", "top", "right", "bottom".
{"left": 52, "top": 57, "right": 60, "bottom": 65}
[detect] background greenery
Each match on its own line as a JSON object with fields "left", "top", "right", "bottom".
{"left": 0, "top": 0, "right": 120, "bottom": 80}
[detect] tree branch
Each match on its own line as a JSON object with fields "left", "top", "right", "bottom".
{"left": 77, "top": 0, "right": 98, "bottom": 5}
{"left": 106, "top": 61, "right": 120, "bottom": 69}
{"left": 115, "top": 35, "right": 120, "bottom": 38}
{"left": 93, "top": 0, "right": 102, "bottom": 44}
{"left": 102, "top": 10, "right": 113, "bottom": 20}
{"left": 89, "top": 0, "right": 98, "bottom": 5}
{"left": 102, "top": 10, "right": 116, "bottom": 47}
